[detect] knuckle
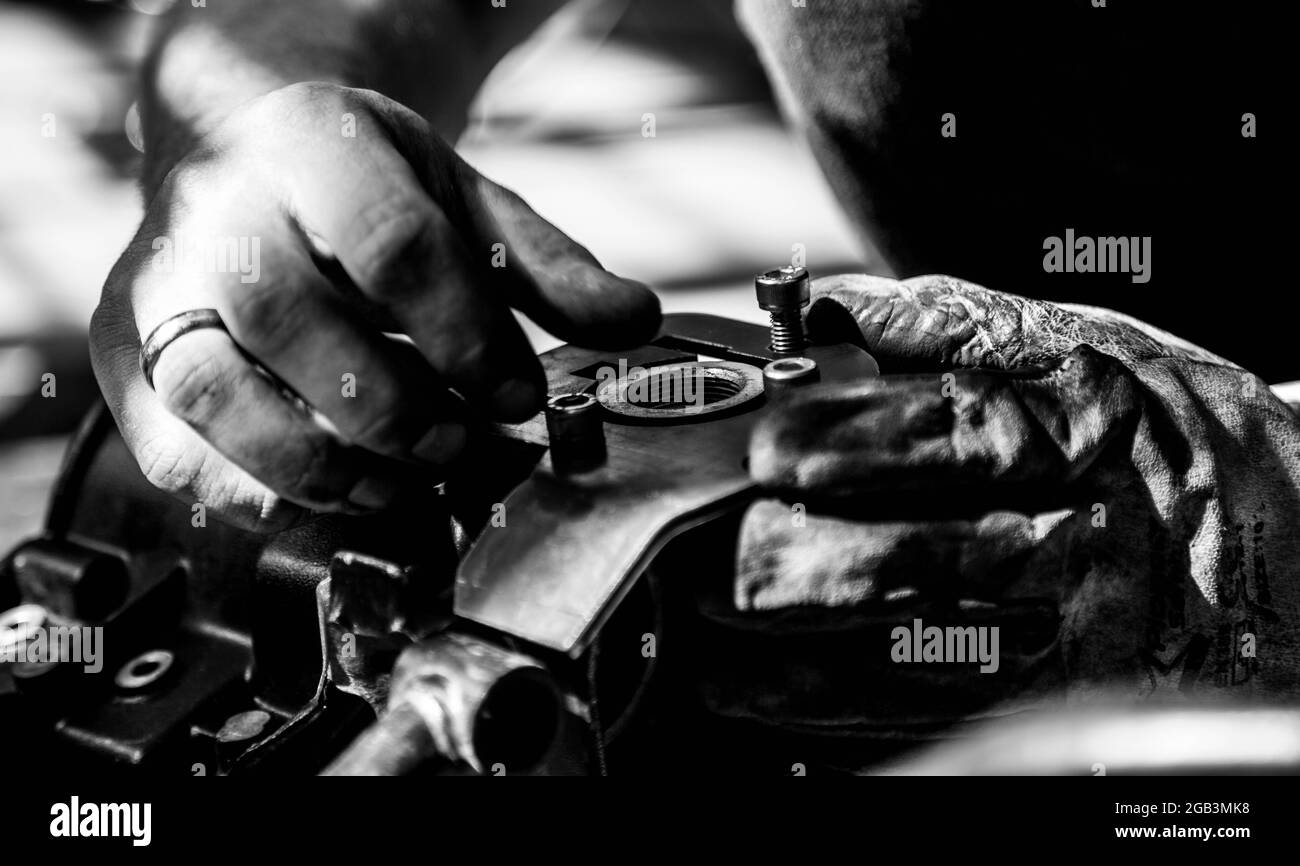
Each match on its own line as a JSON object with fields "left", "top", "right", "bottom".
{"left": 226, "top": 280, "right": 309, "bottom": 350}
{"left": 87, "top": 299, "right": 131, "bottom": 364}
{"left": 163, "top": 156, "right": 210, "bottom": 194}
{"left": 350, "top": 200, "right": 440, "bottom": 300}
{"left": 448, "top": 333, "right": 491, "bottom": 376}
{"left": 266, "top": 429, "right": 346, "bottom": 505}
{"left": 156, "top": 345, "right": 232, "bottom": 426}
{"left": 206, "top": 471, "right": 294, "bottom": 533}
{"left": 255, "top": 81, "right": 353, "bottom": 128}
{"left": 208, "top": 82, "right": 359, "bottom": 162}
{"left": 151, "top": 157, "right": 219, "bottom": 212}
{"left": 136, "top": 436, "right": 205, "bottom": 500}
{"left": 136, "top": 437, "right": 300, "bottom": 532}
{"left": 349, "top": 402, "right": 417, "bottom": 453}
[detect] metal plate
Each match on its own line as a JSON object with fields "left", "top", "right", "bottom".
{"left": 454, "top": 314, "right": 878, "bottom": 656}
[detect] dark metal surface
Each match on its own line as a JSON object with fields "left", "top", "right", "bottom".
{"left": 1, "top": 308, "right": 879, "bottom": 775}
{"left": 322, "top": 634, "right": 560, "bottom": 775}
{"left": 455, "top": 314, "right": 878, "bottom": 656}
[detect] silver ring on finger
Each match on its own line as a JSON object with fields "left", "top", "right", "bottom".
{"left": 139, "top": 308, "right": 228, "bottom": 390}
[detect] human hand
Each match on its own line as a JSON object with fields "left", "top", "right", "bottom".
{"left": 90, "top": 82, "right": 658, "bottom": 531}
{"left": 699, "top": 274, "right": 1300, "bottom": 731}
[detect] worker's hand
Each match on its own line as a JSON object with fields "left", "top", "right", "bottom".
{"left": 700, "top": 274, "right": 1300, "bottom": 732}
{"left": 90, "top": 82, "right": 659, "bottom": 532}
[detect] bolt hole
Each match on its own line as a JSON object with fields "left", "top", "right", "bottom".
{"left": 639, "top": 372, "right": 743, "bottom": 410}
{"left": 115, "top": 649, "right": 174, "bottom": 691}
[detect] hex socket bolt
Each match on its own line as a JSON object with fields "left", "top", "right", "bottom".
{"left": 545, "top": 392, "right": 607, "bottom": 474}
{"left": 755, "top": 266, "right": 811, "bottom": 355}
{"left": 763, "top": 357, "right": 820, "bottom": 399}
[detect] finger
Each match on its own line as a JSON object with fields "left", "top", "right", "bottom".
{"left": 806, "top": 273, "right": 1010, "bottom": 368}
{"left": 127, "top": 170, "right": 460, "bottom": 499}
{"left": 364, "top": 94, "right": 662, "bottom": 349}
{"left": 283, "top": 128, "right": 545, "bottom": 421}
{"left": 215, "top": 230, "right": 468, "bottom": 464}
{"left": 726, "top": 499, "right": 1079, "bottom": 622}
{"left": 89, "top": 290, "right": 305, "bottom": 533}
{"left": 454, "top": 172, "right": 662, "bottom": 349}
{"left": 691, "top": 499, "right": 1079, "bottom": 729}
{"left": 114, "top": 201, "right": 421, "bottom": 512}
{"left": 806, "top": 273, "right": 1170, "bottom": 371}
{"left": 749, "top": 343, "right": 1142, "bottom": 497}
{"left": 146, "top": 325, "right": 418, "bottom": 511}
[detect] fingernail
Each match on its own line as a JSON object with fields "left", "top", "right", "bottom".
{"left": 490, "top": 378, "right": 542, "bottom": 420}
{"left": 347, "top": 475, "right": 401, "bottom": 511}
{"left": 411, "top": 422, "right": 467, "bottom": 463}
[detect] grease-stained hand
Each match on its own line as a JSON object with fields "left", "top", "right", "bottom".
{"left": 90, "top": 82, "right": 659, "bottom": 532}
{"left": 701, "top": 274, "right": 1300, "bottom": 730}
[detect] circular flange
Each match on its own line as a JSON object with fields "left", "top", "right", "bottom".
{"left": 595, "top": 361, "right": 763, "bottom": 421}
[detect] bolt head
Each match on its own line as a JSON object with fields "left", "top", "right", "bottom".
{"left": 754, "top": 266, "right": 811, "bottom": 311}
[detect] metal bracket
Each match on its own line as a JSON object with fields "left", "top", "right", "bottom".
{"left": 454, "top": 313, "right": 878, "bottom": 656}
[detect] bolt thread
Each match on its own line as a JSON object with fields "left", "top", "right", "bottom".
{"left": 769, "top": 311, "right": 806, "bottom": 355}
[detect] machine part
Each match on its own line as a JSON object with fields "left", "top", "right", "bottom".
{"left": 317, "top": 550, "right": 453, "bottom": 711}
{"left": 11, "top": 539, "right": 128, "bottom": 621}
{"left": 114, "top": 649, "right": 174, "bottom": 692}
{"left": 323, "top": 633, "right": 561, "bottom": 775}
{"left": 0, "top": 400, "right": 457, "bottom": 775}
{"left": 595, "top": 360, "right": 764, "bottom": 422}
{"left": 545, "top": 393, "right": 607, "bottom": 473}
{"left": 456, "top": 312, "right": 878, "bottom": 656}
{"left": 215, "top": 710, "right": 276, "bottom": 772}
{"left": 754, "top": 266, "right": 811, "bottom": 354}
{"left": 318, "top": 701, "right": 443, "bottom": 777}
{"left": 762, "top": 357, "right": 820, "bottom": 398}
{"left": 1, "top": 303, "right": 877, "bottom": 775}
{"left": 217, "top": 709, "right": 273, "bottom": 744}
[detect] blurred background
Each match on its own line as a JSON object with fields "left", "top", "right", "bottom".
{"left": 0, "top": 0, "right": 876, "bottom": 552}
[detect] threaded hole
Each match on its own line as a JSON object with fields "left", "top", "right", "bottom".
{"left": 638, "top": 372, "right": 743, "bottom": 410}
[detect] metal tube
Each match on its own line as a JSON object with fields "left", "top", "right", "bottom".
{"left": 322, "top": 634, "right": 561, "bottom": 776}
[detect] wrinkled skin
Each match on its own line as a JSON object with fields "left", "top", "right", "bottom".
{"left": 90, "top": 82, "right": 659, "bottom": 533}
{"left": 698, "top": 275, "right": 1300, "bottom": 730}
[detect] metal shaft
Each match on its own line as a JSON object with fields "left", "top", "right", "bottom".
{"left": 768, "top": 311, "right": 806, "bottom": 355}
